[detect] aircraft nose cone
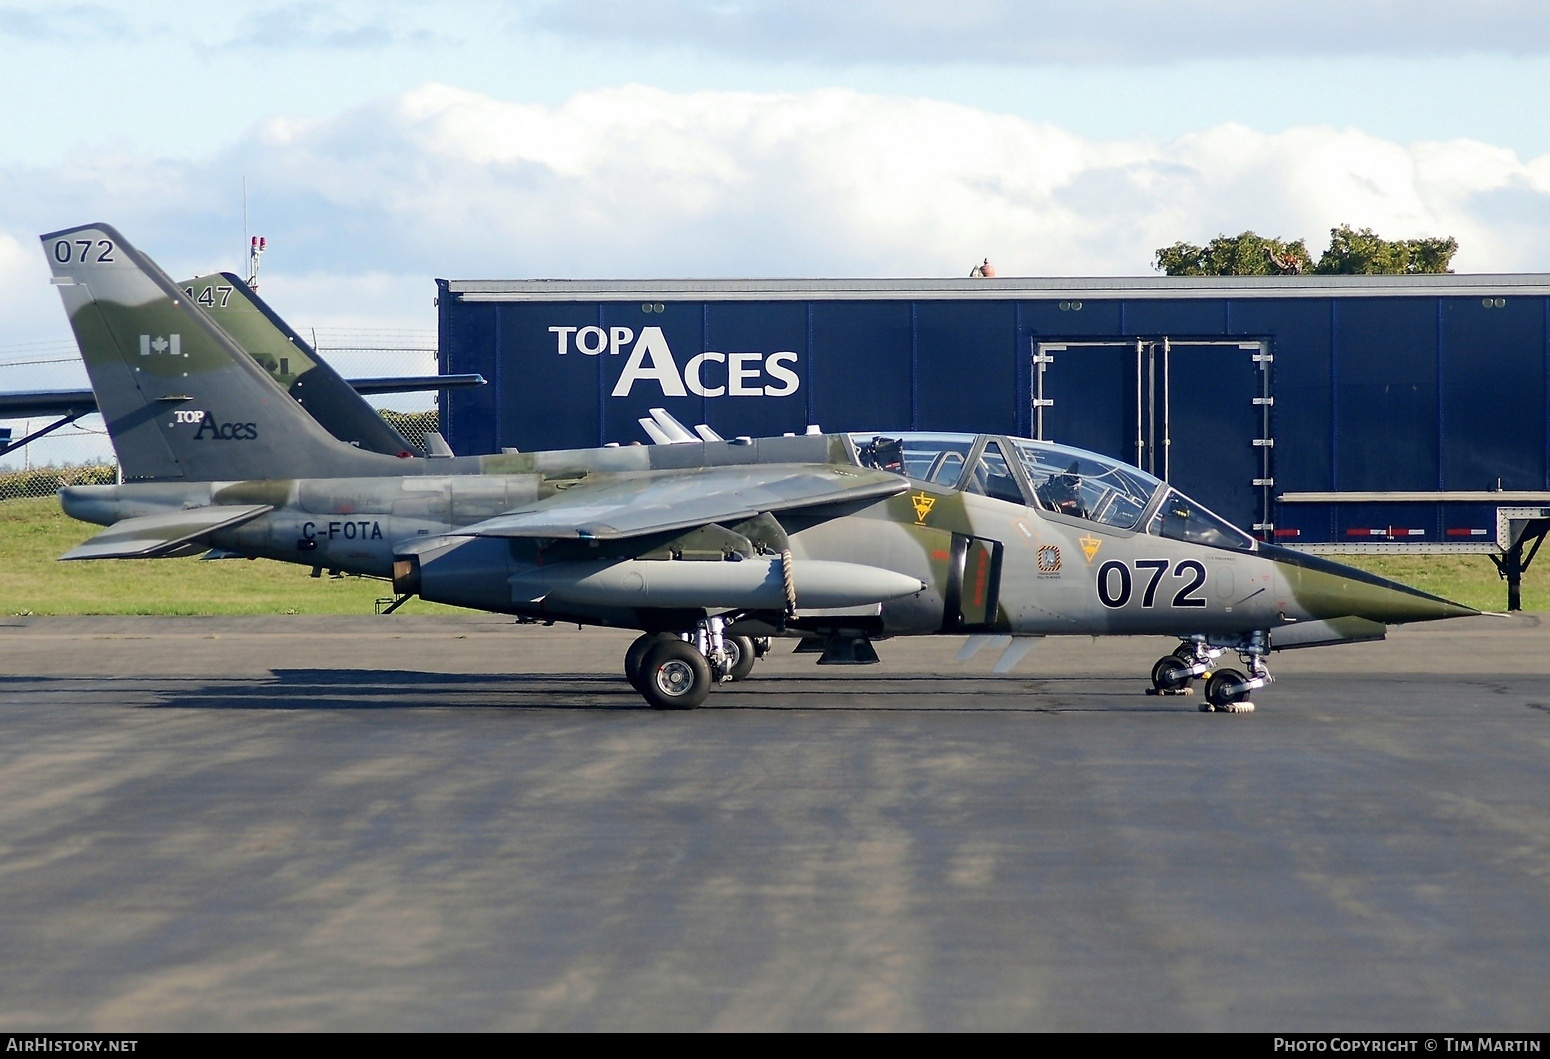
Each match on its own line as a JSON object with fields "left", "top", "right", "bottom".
{"left": 1261, "top": 543, "right": 1479, "bottom": 624}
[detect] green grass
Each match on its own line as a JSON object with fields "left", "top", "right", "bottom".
{"left": 0, "top": 498, "right": 460, "bottom": 616}
{"left": 0, "top": 497, "right": 1540, "bottom": 616}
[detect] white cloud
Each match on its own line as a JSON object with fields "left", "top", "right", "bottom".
{"left": 0, "top": 232, "right": 44, "bottom": 315}
{"left": 16, "top": 2, "right": 1549, "bottom": 62}
{"left": 0, "top": 4, "right": 132, "bottom": 42}
{"left": 4, "top": 83, "right": 1550, "bottom": 350}
{"left": 522, "top": 0, "right": 1550, "bottom": 63}
{"left": 0, "top": 230, "right": 76, "bottom": 352}
{"left": 222, "top": 1, "right": 450, "bottom": 51}
{"left": 229, "top": 83, "right": 1550, "bottom": 275}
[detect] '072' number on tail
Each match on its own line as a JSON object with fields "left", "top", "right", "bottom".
{"left": 53, "top": 238, "right": 114, "bottom": 264}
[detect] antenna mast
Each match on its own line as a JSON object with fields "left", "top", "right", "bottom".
{"left": 243, "top": 176, "right": 266, "bottom": 291}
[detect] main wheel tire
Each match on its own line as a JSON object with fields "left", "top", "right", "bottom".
{"left": 625, "top": 632, "right": 678, "bottom": 692}
{"left": 1205, "top": 668, "right": 1248, "bottom": 709}
{"left": 1151, "top": 655, "right": 1191, "bottom": 692}
{"left": 724, "top": 635, "right": 757, "bottom": 682}
{"left": 640, "top": 640, "right": 711, "bottom": 710}
{"left": 1173, "top": 643, "right": 1198, "bottom": 662}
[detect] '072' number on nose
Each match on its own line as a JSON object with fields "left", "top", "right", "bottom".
{"left": 1097, "top": 559, "right": 1207, "bottom": 609}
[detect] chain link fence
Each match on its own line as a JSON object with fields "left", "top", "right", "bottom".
{"left": 0, "top": 462, "right": 118, "bottom": 502}
{"left": 376, "top": 409, "right": 441, "bottom": 454}
{"left": 0, "top": 332, "right": 441, "bottom": 501}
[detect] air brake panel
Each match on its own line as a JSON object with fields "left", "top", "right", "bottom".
{"left": 943, "top": 533, "right": 1004, "bottom": 631}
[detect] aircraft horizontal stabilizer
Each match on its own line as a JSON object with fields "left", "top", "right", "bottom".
{"left": 461, "top": 464, "right": 906, "bottom": 541}
{"left": 59, "top": 505, "right": 272, "bottom": 561}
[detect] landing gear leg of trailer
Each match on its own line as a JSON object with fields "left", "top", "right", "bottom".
{"left": 1491, "top": 517, "right": 1550, "bottom": 613}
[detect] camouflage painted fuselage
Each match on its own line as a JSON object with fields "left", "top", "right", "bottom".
{"left": 60, "top": 430, "right": 1471, "bottom": 641}
{"left": 43, "top": 220, "right": 1471, "bottom": 648}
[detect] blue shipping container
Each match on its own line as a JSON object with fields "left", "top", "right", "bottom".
{"left": 437, "top": 275, "right": 1550, "bottom": 552}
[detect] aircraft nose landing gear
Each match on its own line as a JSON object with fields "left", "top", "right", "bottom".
{"left": 1199, "top": 631, "right": 1272, "bottom": 714}
{"left": 1149, "top": 633, "right": 1273, "bottom": 712}
{"left": 1148, "top": 637, "right": 1222, "bottom": 696}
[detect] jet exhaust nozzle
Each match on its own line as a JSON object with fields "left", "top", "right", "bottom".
{"left": 58, "top": 484, "right": 121, "bottom": 527}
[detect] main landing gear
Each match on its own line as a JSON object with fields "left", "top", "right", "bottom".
{"left": 1149, "top": 632, "right": 1273, "bottom": 714}
{"left": 624, "top": 618, "right": 766, "bottom": 710}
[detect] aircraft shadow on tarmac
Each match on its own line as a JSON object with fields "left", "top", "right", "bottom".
{"left": 259, "top": 668, "right": 1189, "bottom": 714}
{"left": 2, "top": 669, "right": 1186, "bottom": 714}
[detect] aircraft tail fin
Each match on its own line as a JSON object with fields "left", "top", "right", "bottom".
{"left": 178, "top": 272, "right": 424, "bottom": 458}
{"left": 42, "top": 223, "right": 406, "bottom": 482}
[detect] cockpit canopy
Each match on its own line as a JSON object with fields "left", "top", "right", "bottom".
{"left": 852, "top": 432, "right": 1254, "bottom": 552}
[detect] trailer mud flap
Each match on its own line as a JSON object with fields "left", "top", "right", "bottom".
{"left": 941, "top": 533, "right": 1004, "bottom": 631}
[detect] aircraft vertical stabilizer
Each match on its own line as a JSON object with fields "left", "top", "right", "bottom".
{"left": 179, "top": 272, "right": 424, "bottom": 458}
{"left": 42, "top": 223, "right": 412, "bottom": 482}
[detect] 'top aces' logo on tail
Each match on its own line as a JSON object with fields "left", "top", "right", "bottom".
{"left": 170, "top": 408, "right": 258, "bottom": 440}
{"left": 549, "top": 325, "right": 800, "bottom": 398}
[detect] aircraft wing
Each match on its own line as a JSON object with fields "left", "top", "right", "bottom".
{"left": 0, "top": 376, "right": 483, "bottom": 419}
{"left": 458, "top": 464, "right": 906, "bottom": 540}
{"left": 59, "top": 505, "right": 272, "bottom": 560}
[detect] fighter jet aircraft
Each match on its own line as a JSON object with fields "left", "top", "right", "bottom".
{"left": 41, "top": 223, "right": 1476, "bottom": 711}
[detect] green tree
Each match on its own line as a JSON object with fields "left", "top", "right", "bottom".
{"left": 1313, "top": 224, "right": 1457, "bottom": 274}
{"left": 1155, "top": 225, "right": 1458, "bottom": 276}
{"left": 1153, "top": 231, "right": 1313, "bottom": 276}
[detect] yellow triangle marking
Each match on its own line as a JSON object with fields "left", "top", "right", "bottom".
{"left": 911, "top": 492, "right": 936, "bottom": 523}
{"left": 1079, "top": 535, "right": 1101, "bottom": 562}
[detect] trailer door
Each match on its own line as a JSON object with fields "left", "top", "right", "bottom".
{"left": 1032, "top": 337, "right": 1272, "bottom": 535}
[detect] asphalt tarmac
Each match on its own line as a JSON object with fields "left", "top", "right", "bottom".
{"left": 0, "top": 613, "right": 1547, "bottom": 1031}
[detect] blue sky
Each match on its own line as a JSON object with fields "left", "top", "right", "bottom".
{"left": 4, "top": 0, "right": 1550, "bottom": 358}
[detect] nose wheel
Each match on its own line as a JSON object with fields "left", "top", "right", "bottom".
{"left": 1147, "top": 638, "right": 1222, "bottom": 696}
{"left": 1150, "top": 633, "right": 1273, "bottom": 713}
{"left": 1198, "top": 632, "right": 1272, "bottom": 714}
{"left": 1202, "top": 669, "right": 1254, "bottom": 712}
